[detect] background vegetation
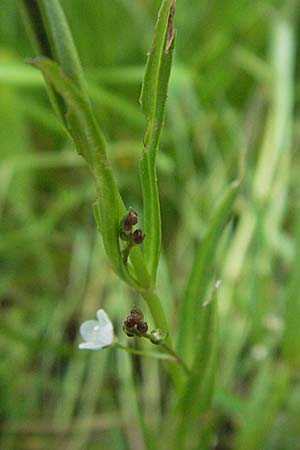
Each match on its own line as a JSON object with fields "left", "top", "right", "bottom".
{"left": 1, "top": 0, "right": 300, "bottom": 449}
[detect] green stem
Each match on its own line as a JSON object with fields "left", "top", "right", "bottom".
{"left": 142, "top": 290, "right": 186, "bottom": 388}
{"left": 129, "top": 246, "right": 152, "bottom": 288}
{"left": 122, "top": 240, "right": 134, "bottom": 265}
{"left": 121, "top": 325, "right": 190, "bottom": 375}
{"left": 115, "top": 343, "right": 176, "bottom": 361}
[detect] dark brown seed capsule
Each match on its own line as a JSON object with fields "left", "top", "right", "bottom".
{"left": 127, "top": 209, "right": 138, "bottom": 226}
{"left": 124, "top": 315, "right": 136, "bottom": 328}
{"left": 131, "top": 229, "right": 145, "bottom": 245}
{"left": 130, "top": 308, "right": 143, "bottom": 322}
{"left": 122, "top": 209, "right": 138, "bottom": 234}
{"left": 137, "top": 321, "right": 148, "bottom": 334}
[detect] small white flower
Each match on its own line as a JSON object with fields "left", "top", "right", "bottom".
{"left": 78, "top": 309, "right": 114, "bottom": 350}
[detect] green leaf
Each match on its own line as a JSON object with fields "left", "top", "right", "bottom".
{"left": 140, "top": 0, "right": 176, "bottom": 138}
{"left": 20, "top": 0, "right": 88, "bottom": 125}
{"left": 29, "top": 57, "right": 153, "bottom": 293}
{"left": 139, "top": 0, "right": 176, "bottom": 284}
{"left": 177, "top": 181, "right": 239, "bottom": 362}
{"left": 173, "top": 282, "right": 219, "bottom": 449}
{"left": 36, "top": 0, "right": 88, "bottom": 93}
{"left": 29, "top": 57, "right": 130, "bottom": 284}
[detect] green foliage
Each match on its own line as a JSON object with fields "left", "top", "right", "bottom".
{"left": 29, "top": 56, "right": 127, "bottom": 282}
{"left": 177, "top": 181, "right": 239, "bottom": 363}
{"left": 174, "top": 283, "right": 219, "bottom": 449}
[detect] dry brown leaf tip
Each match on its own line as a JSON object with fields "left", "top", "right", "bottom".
{"left": 165, "top": 1, "right": 176, "bottom": 54}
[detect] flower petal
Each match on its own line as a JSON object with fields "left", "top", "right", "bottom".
{"left": 78, "top": 309, "right": 114, "bottom": 350}
{"left": 79, "top": 320, "right": 102, "bottom": 342}
{"left": 95, "top": 309, "right": 114, "bottom": 346}
{"left": 78, "top": 341, "right": 104, "bottom": 350}
{"left": 96, "top": 309, "right": 113, "bottom": 331}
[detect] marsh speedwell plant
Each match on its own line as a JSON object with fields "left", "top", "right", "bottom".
{"left": 9, "top": 0, "right": 297, "bottom": 449}
{"left": 20, "top": 1, "right": 228, "bottom": 445}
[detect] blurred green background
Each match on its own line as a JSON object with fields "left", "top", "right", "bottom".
{"left": 1, "top": 0, "right": 300, "bottom": 449}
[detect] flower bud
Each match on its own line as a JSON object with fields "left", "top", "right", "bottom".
{"left": 149, "top": 329, "right": 167, "bottom": 345}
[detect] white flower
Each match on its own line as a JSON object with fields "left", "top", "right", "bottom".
{"left": 78, "top": 309, "right": 114, "bottom": 350}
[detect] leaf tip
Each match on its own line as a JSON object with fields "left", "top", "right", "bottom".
{"left": 165, "top": 0, "right": 176, "bottom": 54}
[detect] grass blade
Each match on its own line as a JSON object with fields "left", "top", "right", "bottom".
{"left": 20, "top": 0, "right": 88, "bottom": 123}
{"left": 233, "top": 363, "right": 289, "bottom": 450}
{"left": 173, "top": 282, "right": 220, "bottom": 449}
{"left": 177, "top": 181, "right": 239, "bottom": 362}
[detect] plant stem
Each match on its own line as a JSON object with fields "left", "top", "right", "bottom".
{"left": 115, "top": 343, "right": 176, "bottom": 361}
{"left": 142, "top": 290, "right": 187, "bottom": 388}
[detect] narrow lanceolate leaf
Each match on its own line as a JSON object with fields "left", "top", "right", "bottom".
{"left": 139, "top": 0, "right": 176, "bottom": 284}
{"left": 174, "top": 282, "right": 220, "bottom": 450}
{"left": 19, "top": 0, "right": 88, "bottom": 124}
{"left": 177, "top": 181, "right": 239, "bottom": 362}
{"left": 29, "top": 57, "right": 132, "bottom": 285}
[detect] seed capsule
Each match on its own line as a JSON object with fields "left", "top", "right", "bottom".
{"left": 131, "top": 229, "right": 145, "bottom": 245}
{"left": 123, "top": 209, "right": 138, "bottom": 231}
{"left": 137, "top": 321, "right": 148, "bottom": 334}
{"left": 127, "top": 209, "right": 138, "bottom": 226}
{"left": 124, "top": 316, "right": 136, "bottom": 328}
{"left": 130, "top": 308, "right": 144, "bottom": 323}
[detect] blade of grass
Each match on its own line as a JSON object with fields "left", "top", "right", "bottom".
{"left": 117, "top": 350, "right": 148, "bottom": 450}
{"left": 172, "top": 282, "right": 219, "bottom": 450}
{"left": 20, "top": 0, "right": 88, "bottom": 124}
{"left": 177, "top": 181, "right": 239, "bottom": 363}
{"left": 223, "top": 12, "right": 295, "bottom": 286}
{"left": 233, "top": 363, "right": 289, "bottom": 450}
